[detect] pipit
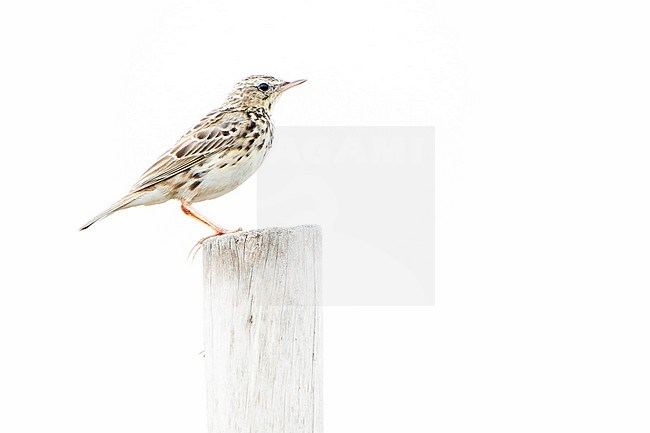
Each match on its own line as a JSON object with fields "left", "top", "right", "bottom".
{"left": 80, "top": 75, "right": 306, "bottom": 241}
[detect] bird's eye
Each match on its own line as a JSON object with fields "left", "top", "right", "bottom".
{"left": 258, "top": 83, "right": 270, "bottom": 91}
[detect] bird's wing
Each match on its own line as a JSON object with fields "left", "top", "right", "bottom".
{"left": 130, "top": 109, "right": 248, "bottom": 192}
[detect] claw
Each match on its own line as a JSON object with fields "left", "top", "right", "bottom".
{"left": 187, "top": 228, "right": 243, "bottom": 261}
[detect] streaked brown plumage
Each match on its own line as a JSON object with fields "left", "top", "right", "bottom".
{"left": 80, "top": 75, "right": 305, "bottom": 234}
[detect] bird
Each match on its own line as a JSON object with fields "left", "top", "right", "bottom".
{"left": 79, "top": 75, "right": 306, "bottom": 238}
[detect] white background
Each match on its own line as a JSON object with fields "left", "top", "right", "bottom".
{"left": 1, "top": 0, "right": 650, "bottom": 432}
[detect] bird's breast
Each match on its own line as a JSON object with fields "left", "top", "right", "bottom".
{"left": 183, "top": 132, "right": 272, "bottom": 203}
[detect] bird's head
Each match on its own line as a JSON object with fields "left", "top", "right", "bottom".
{"left": 223, "top": 75, "right": 306, "bottom": 111}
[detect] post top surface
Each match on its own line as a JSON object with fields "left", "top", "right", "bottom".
{"left": 202, "top": 224, "right": 322, "bottom": 247}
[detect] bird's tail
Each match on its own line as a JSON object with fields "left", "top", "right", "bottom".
{"left": 79, "top": 192, "right": 141, "bottom": 231}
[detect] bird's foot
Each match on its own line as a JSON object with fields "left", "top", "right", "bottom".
{"left": 188, "top": 227, "right": 243, "bottom": 261}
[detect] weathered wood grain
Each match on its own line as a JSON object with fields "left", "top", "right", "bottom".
{"left": 203, "top": 225, "right": 322, "bottom": 433}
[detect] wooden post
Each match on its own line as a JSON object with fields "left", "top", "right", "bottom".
{"left": 202, "top": 225, "right": 322, "bottom": 433}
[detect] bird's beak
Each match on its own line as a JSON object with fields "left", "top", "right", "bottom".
{"left": 278, "top": 79, "right": 307, "bottom": 93}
